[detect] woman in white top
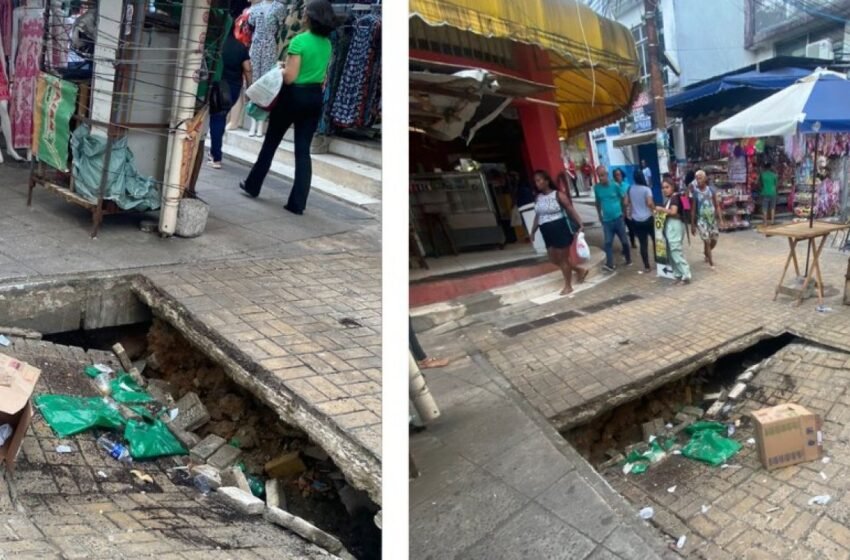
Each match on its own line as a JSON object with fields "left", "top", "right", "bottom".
{"left": 530, "top": 170, "right": 588, "bottom": 295}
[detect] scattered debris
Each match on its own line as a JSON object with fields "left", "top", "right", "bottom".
{"left": 96, "top": 470, "right": 108, "bottom": 479}
{"left": 265, "top": 451, "right": 307, "bottom": 479}
{"left": 737, "top": 366, "right": 758, "bottom": 383}
{"left": 705, "top": 400, "right": 726, "bottom": 419}
{"left": 599, "top": 453, "right": 624, "bottom": 470}
{"left": 171, "top": 392, "right": 210, "bottom": 432}
{"left": 667, "top": 485, "right": 677, "bottom": 493}
{"left": 215, "top": 486, "right": 264, "bottom": 515}
{"left": 820, "top": 471, "right": 828, "bottom": 481}
{"left": 727, "top": 424, "right": 736, "bottom": 436}
{"left": 266, "top": 478, "right": 285, "bottom": 510}
{"left": 681, "top": 406, "right": 704, "bottom": 418}
{"left": 0, "top": 327, "right": 41, "bottom": 340}
{"left": 0, "top": 335, "right": 9, "bottom": 347}
{"left": 808, "top": 495, "right": 831, "bottom": 506}
{"left": 190, "top": 434, "right": 226, "bottom": 463}
{"left": 130, "top": 469, "right": 153, "bottom": 484}
{"left": 639, "top": 507, "right": 655, "bottom": 520}
{"left": 190, "top": 464, "right": 222, "bottom": 491}
{"left": 703, "top": 390, "right": 727, "bottom": 403}
{"left": 207, "top": 443, "right": 242, "bottom": 470}
{"left": 55, "top": 445, "right": 73, "bottom": 454}
{"left": 221, "top": 466, "right": 252, "bottom": 495}
{"left": 700, "top": 505, "right": 710, "bottom": 514}
{"left": 728, "top": 383, "right": 747, "bottom": 400}
{"left": 682, "top": 422, "right": 741, "bottom": 466}
{"left": 765, "top": 506, "right": 781, "bottom": 514}
{"left": 752, "top": 404, "right": 823, "bottom": 470}
{"left": 823, "top": 457, "right": 831, "bottom": 464}
{"left": 746, "top": 438, "right": 756, "bottom": 446}
{"left": 265, "top": 506, "right": 352, "bottom": 558}
{"left": 623, "top": 463, "right": 635, "bottom": 475}
{"left": 676, "top": 535, "right": 687, "bottom": 550}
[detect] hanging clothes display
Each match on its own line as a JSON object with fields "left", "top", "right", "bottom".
{"left": 317, "top": 27, "right": 352, "bottom": 135}
{"left": 0, "top": 1, "right": 11, "bottom": 67}
{"left": 329, "top": 14, "right": 381, "bottom": 130}
{"left": 276, "top": 0, "right": 305, "bottom": 59}
{"left": 11, "top": 12, "right": 41, "bottom": 149}
{"left": 248, "top": 0, "right": 287, "bottom": 80}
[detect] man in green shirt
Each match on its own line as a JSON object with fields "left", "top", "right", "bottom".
{"left": 760, "top": 162, "right": 778, "bottom": 225}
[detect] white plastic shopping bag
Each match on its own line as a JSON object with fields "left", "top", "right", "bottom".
{"left": 245, "top": 67, "right": 283, "bottom": 109}
{"left": 576, "top": 231, "right": 591, "bottom": 261}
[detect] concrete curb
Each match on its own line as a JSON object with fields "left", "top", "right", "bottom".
{"left": 211, "top": 140, "right": 381, "bottom": 211}
{"left": 411, "top": 247, "right": 607, "bottom": 332}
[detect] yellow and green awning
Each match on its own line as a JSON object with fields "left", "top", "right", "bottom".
{"left": 409, "top": 0, "right": 641, "bottom": 136}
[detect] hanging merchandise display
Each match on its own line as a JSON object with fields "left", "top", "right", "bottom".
{"left": 329, "top": 13, "right": 381, "bottom": 130}
{"left": 248, "top": 0, "right": 287, "bottom": 79}
{"left": 11, "top": 11, "right": 42, "bottom": 149}
{"left": 32, "top": 73, "right": 78, "bottom": 172}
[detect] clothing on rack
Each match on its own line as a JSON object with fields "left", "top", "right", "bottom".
{"left": 0, "top": 1, "right": 11, "bottom": 66}
{"left": 248, "top": 1, "right": 287, "bottom": 80}
{"left": 12, "top": 14, "right": 41, "bottom": 149}
{"left": 329, "top": 14, "right": 380, "bottom": 130}
{"left": 317, "top": 28, "right": 351, "bottom": 135}
{"left": 276, "top": 0, "right": 304, "bottom": 59}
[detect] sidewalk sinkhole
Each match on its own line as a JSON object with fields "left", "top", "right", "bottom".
{"left": 564, "top": 333, "right": 795, "bottom": 468}
{"left": 0, "top": 278, "right": 380, "bottom": 559}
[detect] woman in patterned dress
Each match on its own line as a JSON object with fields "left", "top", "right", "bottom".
{"left": 690, "top": 170, "right": 725, "bottom": 269}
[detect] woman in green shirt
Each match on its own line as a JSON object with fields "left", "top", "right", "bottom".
{"left": 240, "top": 0, "right": 335, "bottom": 215}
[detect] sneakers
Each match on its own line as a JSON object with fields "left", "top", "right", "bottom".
{"left": 624, "top": 260, "right": 634, "bottom": 267}
{"left": 602, "top": 265, "right": 615, "bottom": 273}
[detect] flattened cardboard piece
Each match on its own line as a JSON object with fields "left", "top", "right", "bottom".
{"left": 0, "top": 353, "right": 40, "bottom": 414}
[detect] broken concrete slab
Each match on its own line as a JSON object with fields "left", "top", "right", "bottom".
{"left": 265, "top": 506, "right": 350, "bottom": 557}
{"left": 207, "top": 444, "right": 242, "bottom": 470}
{"left": 705, "top": 400, "right": 726, "bottom": 418}
{"left": 641, "top": 418, "right": 666, "bottom": 441}
{"left": 190, "top": 434, "right": 226, "bottom": 463}
{"left": 728, "top": 383, "right": 748, "bottom": 400}
{"left": 265, "top": 451, "right": 306, "bottom": 479}
{"left": 303, "top": 445, "right": 330, "bottom": 462}
{"left": 147, "top": 379, "right": 175, "bottom": 405}
{"left": 216, "top": 487, "right": 264, "bottom": 515}
{"left": 190, "top": 464, "right": 222, "bottom": 490}
{"left": 221, "top": 466, "right": 251, "bottom": 495}
{"left": 703, "top": 389, "right": 728, "bottom": 403}
{"left": 171, "top": 392, "right": 210, "bottom": 432}
{"left": 681, "top": 406, "right": 704, "bottom": 418}
{"left": 599, "top": 454, "right": 625, "bottom": 471}
{"left": 674, "top": 412, "right": 696, "bottom": 425}
{"left": 171, "top": 426, "right": 201, "bottom": 449}
{"left": 266, "top": 478, "right": 286, "bottom": 510}
{"left": 737, "top": 366, "right": 758, "bottom": 383}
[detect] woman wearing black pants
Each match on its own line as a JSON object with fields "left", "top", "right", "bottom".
{"left": 627, "top": 171, "right": 657, "bottom": 273}
{"left": 239, "top": 0, "right": 336, "bottom": 215}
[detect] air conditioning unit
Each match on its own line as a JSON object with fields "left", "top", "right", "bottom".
{"left": 806, "top": 39, "right": 833, "bottom": 61}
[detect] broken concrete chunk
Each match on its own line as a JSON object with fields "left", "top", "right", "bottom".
{"left": 681, "top": 406, "right": 704, "bottom": 418}
{"left": 674, "top": 412, "right": 696, "bottom": 425}
{"left": 624, "top": 442, "right": 649, "bottom": 456}
{"left": 112, "top": 343, "right": 133, "bottom": 371}
{"left": 221, "top": 466, "right": 251, "bottom": 495}
{"left": 728, "top": 383, "right": 748, "bottom": 400}
{"left": 147, "top": 379, "right": 175, "bottom": 406}
{"left": 703, "top": 389, "right": 728, "bottom": 403}
{"left": 266, "top": 478, "right": 286, "bottom": 510}
{"left": 737, "top": 366, "right": 758, "bottom": 383}
{"left": 303, "top": 445, "right": 330, "bottom": 462}
{"left": 265, "top": 451, "right": 307, "bottom": 479}
{"left": 216, "top": 487, "right": 264, "bottom": 515}
{"left": 265, "top": 506, "right": 347, "bottom": 556}
{"left": 190, "top": 434, "right": 226, "bottom": 463}
{"left": 170, "top": 426, "right": 200, "bottom": 449}
{"left": 705, "top": 400, "right": 726, "bottom": 418}
{"left": 189, "top": 464, "right": 222, "bottom": 490}
{"left": 207, "top": 444, "right": 242, "bottom": 470}
{"left": 599, "top": 454, "right": 625, "bottom": 470}
{"left": 171, "top": 392, "right": 210, "bottom": 432}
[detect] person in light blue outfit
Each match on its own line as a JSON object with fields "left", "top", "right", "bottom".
{"left": 657, "top": 178, "right": 691, "bottom": 284}
{"left": 593, "top": 166, "right": 632, "bottom": 272}
{"left": 627, "top": 170, "right": 656, "bottom": 273}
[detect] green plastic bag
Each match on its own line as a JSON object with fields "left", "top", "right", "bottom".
{"left": 110, "top": 374, "right": 154, "bottom": 404}
{"left": 34, "top": 395, "right": 125, "bottom": 437}
{"left": 685, "top": 421, "right": 726, "bottom": 436}
{"left": 623, "top": 439, "right": 670, "bottom": 474}
{"left": 246, "top": 101, "right": 269, "bottom": 121}
{"left": 682, "top": 430, "right": 742, "bottom": 466}
{"left": 123, "top": 419, "right": 187, "bottom": 460}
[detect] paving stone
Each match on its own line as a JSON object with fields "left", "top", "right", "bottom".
{"left": 265, "top": 506, "right": 347, "bottom": 555}
{"left": 221, "top": 466, "right": 251, "bottom": 495}
{"left": 215, "top": 487, "right": 264, "bottom": 516}
{"left": 189, "top": 434, "right": 226, "bottom": 463}
{"left": 265, "top": 478, "right": 286, "bottom": 510}
{"left": 171, "top": 392, "right": 210, "bottom": 432}
{"left": 206, "top": 444, "right": 242, "bottom": 470}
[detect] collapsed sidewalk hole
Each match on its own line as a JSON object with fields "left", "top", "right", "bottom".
{"left": 564, "top": 333, "right": 795, "bottom": 468}
{"left": 0, "top": 280, "right": 380, "bottom": 559}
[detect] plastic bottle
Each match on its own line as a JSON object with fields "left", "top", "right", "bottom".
{"left": 97, "top": 435, "right": 132, "bottom": 463}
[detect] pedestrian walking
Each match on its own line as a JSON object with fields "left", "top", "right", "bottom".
{"left": 641, "top": 159, "right": 653, "bottom": 188}
{"left": 530, "top": 170, "right": 589, "bottom": 295}
{"left": 208, "top": 31, "right": 252, "bottom": 170}
{"left": 759, "top": 161, "right": 778, "bottom": 226}
{"left": 657, "top": 178, "right": 691, "bottom": 285}
{"left": 410, "top": 318, "right": 449, "bottom": 369}
{"left": 613, "top": 168, "right": 637, "bottom": 250}
{"left": 594, "top": 165, "right": 632, "bottom": 272}
{"left": 239, "top": 0, "right": 336, "bottom": 215}
{"left": 627, "top": 171, "right": 656, "bottom": 274}
{"left": 691, "top": 170, "right": 725, "bottom": 269}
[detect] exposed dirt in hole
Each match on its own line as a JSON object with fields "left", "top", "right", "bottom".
{"left": 566, "top": 335, "right": 795, "bottom": 466}
{"left": 145, "top": 318, "right": 380, "bottom": 560}
{"left": 45, "top": 323, "right": 151, "bottom": 358}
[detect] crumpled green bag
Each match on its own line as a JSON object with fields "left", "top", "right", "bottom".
{"left": 34, "top": 395, "right": 125, "bottom": 437}
{"left": 110, "top": 374, "right": 154, "bottom": 404}
{"left": 685, "top": 421, "right": 726, "bottom": 436}
{"left": 682, "top": 429, "right": 741, "bottom": 466}
{"left": 123, "top": 419, "right": 187, "bottom": 460}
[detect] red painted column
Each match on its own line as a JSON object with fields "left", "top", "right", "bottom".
{"left": 514, "top": 45, "right": 565, "bottom": 188}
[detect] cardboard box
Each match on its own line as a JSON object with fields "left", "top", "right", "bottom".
{"left": 751, "top": 403, "right": 823, "bottom": 471}
{"left": 0, "top": 353, "right": 41, "bottom": 474}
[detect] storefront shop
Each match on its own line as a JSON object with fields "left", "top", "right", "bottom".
{"left": 408, "top": 0, "right": 640, "bottom": 268}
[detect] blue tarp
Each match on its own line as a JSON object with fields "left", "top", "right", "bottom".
{"left": 666, "top": 67, "right": 813, "bottom": 109}
{"left": 800, "top": 73, "right": 850, "bottom": 133}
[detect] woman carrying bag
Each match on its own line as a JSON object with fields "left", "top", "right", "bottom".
{"left": 239, "top": 0, "right": 336, "bottom": 215}
{"left": 530, "top": 170, "right": 589, "bottom": 296}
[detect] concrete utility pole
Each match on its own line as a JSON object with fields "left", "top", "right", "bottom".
{"left": 643, "top": 0, "right": 670, "bottom": 175}
{"left": 643, "top": 0, "right": 667, "bottom": 130}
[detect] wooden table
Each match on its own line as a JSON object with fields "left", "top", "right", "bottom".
{"left": 762, "top": 221, "right": 850, "bottom": 306}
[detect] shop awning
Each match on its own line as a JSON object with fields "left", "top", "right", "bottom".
{"left": 666, "top": 67, "right": 814, "bottom": 109}
{"left": 612, "top": 130, "right": 656, "bottom": 148}
{"left": 409, "top": 0, "right": 641, "bottom": 137}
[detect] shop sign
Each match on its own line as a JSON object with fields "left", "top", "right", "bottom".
{"left": 634, "top": 108, "right": 652, "bottom": 132}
